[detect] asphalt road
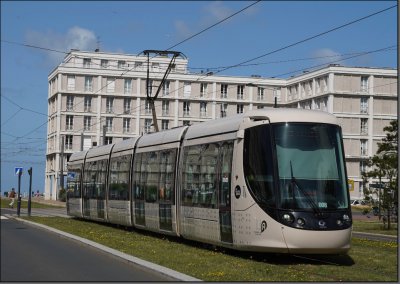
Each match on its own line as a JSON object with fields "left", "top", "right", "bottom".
{"left": 0, "top": 216, "right": 175, "bottom": 282}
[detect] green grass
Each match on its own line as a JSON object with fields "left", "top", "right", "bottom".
{"left": 353, "top": 220, "right": 398, "bottom": 236}
{"left": 21, "top": 216, "right": 398, "bottom": 282}
{"left": 0, "top": 197, "right": 62, "bottom": 209}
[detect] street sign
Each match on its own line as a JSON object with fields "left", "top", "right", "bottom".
{"left": 15, "top": 167, "right": 23, "bottom": 176}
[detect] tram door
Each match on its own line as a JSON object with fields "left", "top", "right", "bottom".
{"left": 219, "top": 142, "right": 233, "bottom": 243}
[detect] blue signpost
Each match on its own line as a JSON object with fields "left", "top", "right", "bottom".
{"left": 15, "top": 167, "right": 23, "bottom": 216}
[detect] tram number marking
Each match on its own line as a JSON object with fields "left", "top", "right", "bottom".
{"left": 255, "top": 220, "right": 268, "bottom": 235}
{"left": 261, "top": 220, "right": 267, "bottom": 233}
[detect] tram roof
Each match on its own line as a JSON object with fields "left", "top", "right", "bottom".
{"left": 111, "top": 136, "right": 139, "bottom": 153}
{"left": 245, "top": 108, "right": 338, "bottom": 124}
{"left": 86, "top": 143, "right": 114, "bottom": 159}
{"left": 185, "top": 108, "right": 338, "bottom": 140}
{"left": 137, "top": 126, "right": 188, "bottom": 148}
{"left": 69, "top": 149, "right": 88, "bottom": 163}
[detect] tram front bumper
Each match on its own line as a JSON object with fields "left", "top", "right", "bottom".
{"left": 281, "top": 226, "right": 352, "bottom": 254}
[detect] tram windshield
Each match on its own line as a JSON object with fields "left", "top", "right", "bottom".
{"left": 244, "top": 123, "right": 349, "bottom": 211}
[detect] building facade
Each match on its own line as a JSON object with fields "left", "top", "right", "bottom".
{"left": 45, "top": 50, "right": 397, "bottom": 200}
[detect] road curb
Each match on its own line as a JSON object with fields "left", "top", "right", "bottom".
{"left": 8, "top": 215, "right": 201, "bottom": 282}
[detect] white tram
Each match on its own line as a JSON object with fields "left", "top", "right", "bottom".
{"left": 67, "top": 109, "right": 352, "bottom": 254}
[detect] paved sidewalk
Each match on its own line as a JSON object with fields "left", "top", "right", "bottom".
{"left": 5, "top": 214, "right": 201, "bottom": 282}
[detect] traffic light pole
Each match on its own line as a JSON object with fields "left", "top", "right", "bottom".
{"left": 28, "top": 167, "right": 32, "bottom": 216}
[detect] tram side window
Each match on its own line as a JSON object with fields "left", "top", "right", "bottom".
{"left": 182, "top": 146, "right": 200, "bottom": 205}
{"left": 244, "top": 125, "right": 276, "bottom": 207}
{"left": 133, "top": 153, "right": 144, "bottom": 200}
{"left": 143, "top": 151, "right": 160, "bottom": 202}
{"left": 109, "top": 154, "right": 131, "bottom": 201}
{"left": 183, "top": 143, "right": 219, "bottom": 208}
{"left": 220, "top": 142, "right": 234, "bottom": 207}
{"left": 159, "top": 150, "right": 176, "bottom": 203}
{"left": 97, "top": 159, "right": 108, "bottom": 199}
{"left": 83, "top": 161, "right": 98, "bottom": 199}
{"left": 67, "top": 167, "right": 81, "bottom": 198}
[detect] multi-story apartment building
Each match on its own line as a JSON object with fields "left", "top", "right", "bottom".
{"left": 45, "top": 50, "right": 397, "bottom": 200}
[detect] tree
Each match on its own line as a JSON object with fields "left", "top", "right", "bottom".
{"left": 362, "top": 120, "right": 398, "bottom": 229}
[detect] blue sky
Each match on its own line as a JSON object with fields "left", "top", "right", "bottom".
{"left": 0, "top": 1, "right": 397, "bottom": 195}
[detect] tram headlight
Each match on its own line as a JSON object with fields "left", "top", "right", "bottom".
{"left": 297, "top": 218, "right": 305, "bottom": 226}
{"left": 343, "top": 214, "right": 351, "bottom": 222}
{"left": 336, "top": 219, "right": 343, "bottom": 226}
{"left": 282, "top": 213, "right": 294, "bottom": 223}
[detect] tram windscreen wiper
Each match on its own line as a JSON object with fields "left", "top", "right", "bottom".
{"left": 290, "top": 161, "right": 321, "bottom": 215}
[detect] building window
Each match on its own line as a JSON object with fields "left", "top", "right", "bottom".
{"left": 360, "top": 160, "right": 366, "bottom": 176}
{"left": 221, "top": 84, "right": 228, "bottom": 98}
{"left": 106, "top": 117, "right": 113, "bottom": 132}
{"left": 274, "top": 88, "right": 281, "bottom": 102}
{"left": 183, "top": 101, "right": 190, "bottom": 116}
{"left": 65, "top": 135, "right": 73, "bottom": 150}
{"left": 107, "top": 78, "right": 115, "bottom": 93}
{"left": 257, "top": 105, "right": 264, "bottom": 109}
{"left": 124, "top": 79, "right": 132, "bottom": 94}
{"left": 200, "top": 102, "right": 207, "bottom": 117}
{"left": 101, "top": 59, "right": 109, "bottom": 68}
{"left": 66, "top": 96, "right": 74, "bottom": 111}
{"left": 83, "top": 58, "right": 91, "bottom": 68}
{"left": 360, "top": 118, "right": 368, "bottom": 135}
{"left": 124, "top": 98, "right": 131, "bottom": 114}
{"left": 84, "top": 76, "right": 93, "bottom": 92}
{"left": 163, "top": 81, "right": 170, "bottom": 96}
{"left": 118, "top": 60, "right": 126, "bottom": 69}
{"left": 257, "top": 87, "right": 264, "bottom": 101}
{"left": 237, "top": 104, "right": 244, "bottom": 114}
{"left": 123, "top": 118, "right": 130, "bottom": 133}
{"left": 84, "top": 96, "right": 92, "bottom": 112}
{"left": 162, "top": 120, "right": 169, "bottom": 130}
{"left": 84, "top": 116, "right": 91, "bottom": 131}
{"left": 316, "top": 78, "right": 321, "bottom": 93}
{"left": 105, "top": 137, "right": 113, "bottom": 145}
{"left": 314, "top": 98, "right": 321, "bottom": 110}
{"left": 106, "top": 97, "right": 114, "bottom": 113}
{"left": 360, "top": 97, "right": 368, "bottom": 114}
{"left": 307, "top": 81, "right": 312, "bottom": 96}
{"left": 184, "top": 82, "right": 191, "bottom": 97}
{"left": 144, "top": 119, "right": 152, "bottom": 133}
{"left": 145, "top": 100, "right": 152, "bottom": 114}
{"left": 183, "top": 121, "right": 190, "bottom": 126}
{"left": 220, "top": 103, "right": 227, "bottom": 117}
{"left": 361, "top": 76, "right": 369, "bottom": 92}
{"left": 66, "top": 115, "right": 73, "bottom": 130}
{"left": 200, "top": 83, "right": 207, "bottom": 97}
{"left": 237, "top": 85, "right": 244, "bottom": 100}
{"left": 146, "top": 79, "right": 153, "bottom": 96}
{"left": 162, "top": 100, "right": 169, "bottom": 116}
{"left": 135, "top": 61, "right": 143, "bottom": 70}
{"left": 67, "top": 75, "right": 75, "bottom": 91}
{"left": 152, "top": 62, "right": 160, "bottom": 72}
{"left": 360, "top": 139, "right": 368, "bottom": 156}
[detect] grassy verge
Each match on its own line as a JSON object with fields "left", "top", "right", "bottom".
{"left": 0, "top": 197, "right": 61, "bottom": 209}
{"left": 21, "top": 216, "right": 397, "bottom": 282}
{"left": 353, "top": 220, "right": 398, "bottom": 236}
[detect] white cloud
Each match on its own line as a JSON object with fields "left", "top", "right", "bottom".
{"left": 174, "top": 20, "right": 192, "bottom": 39}
{"left": 25, "top": 26, "right": 97, "bottom": 67}
{"left": 202, "top": 1, "right": 234, "bottom": 24}
{"left": 173, "top": 1, "right": 254, "bottom": 42}
{"left": 312, "top": 48, "right": 342, "bottom": 66}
